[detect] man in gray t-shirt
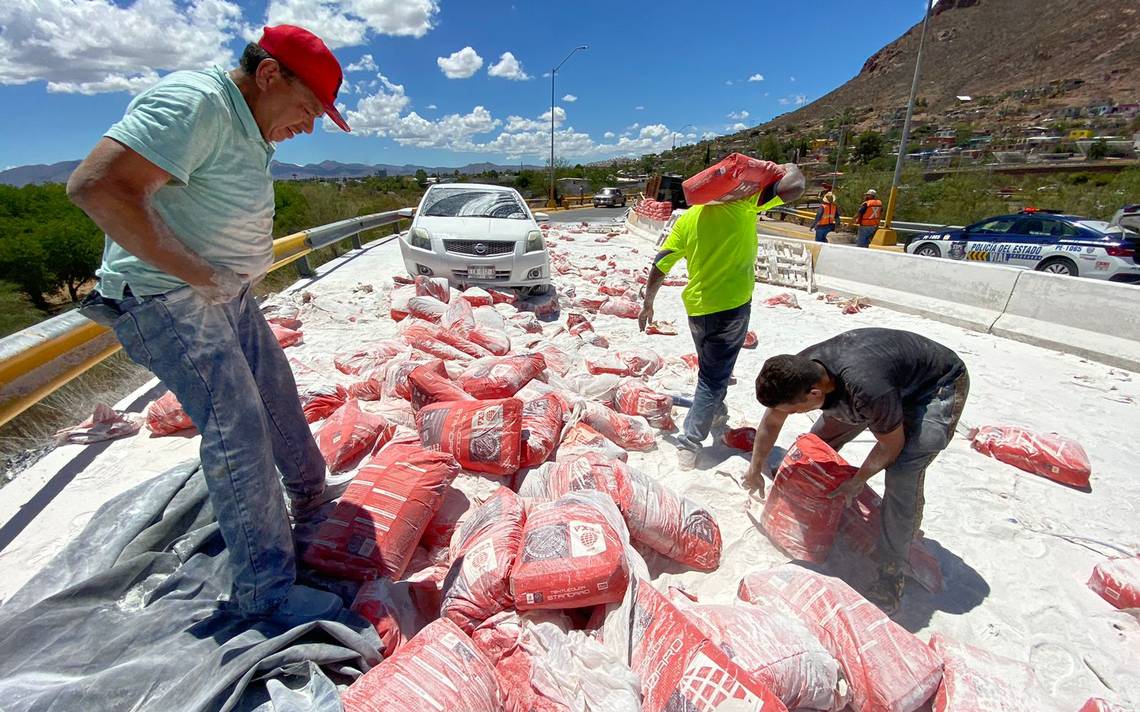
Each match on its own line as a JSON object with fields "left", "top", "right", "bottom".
{"left": 745, "top": 328, "right": 969, "bottom": 614}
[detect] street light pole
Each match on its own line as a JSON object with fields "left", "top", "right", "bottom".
{"left": 550, "top": 45, "right": 587, "bottom": 208}
{"left": 878, "top": 0, "right": 933, "bottom": 246}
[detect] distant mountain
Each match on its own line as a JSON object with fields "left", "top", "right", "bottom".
{"left": 1, "top": 159, "right": 543, "bottom": 187}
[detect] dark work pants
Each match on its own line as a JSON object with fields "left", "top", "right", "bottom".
{"left": 811, "top": 370, "right": 970, "bottom": 570}
{"left": 678, "top": 302, "right": 751, "bottom": 452}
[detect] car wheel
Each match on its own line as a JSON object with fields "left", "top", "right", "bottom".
{"left": 915, "top": 244, "right": 941, "bottom": 258}
{"left": 1037, "top": 257, "right": 1078, "bottom": 276}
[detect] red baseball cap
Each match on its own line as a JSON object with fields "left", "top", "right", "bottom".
{"left": 258, "top": 25, "right": 351, "bottom": 132}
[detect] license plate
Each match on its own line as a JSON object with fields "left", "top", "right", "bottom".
{"left": 468, "top": 265, "right": 496, "bottom": 279}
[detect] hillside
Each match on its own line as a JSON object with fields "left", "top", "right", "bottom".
{"left": 747, "top": 0, "right": 1140, "bottom": 135}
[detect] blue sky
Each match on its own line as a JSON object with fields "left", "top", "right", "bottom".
{"left": 0, "top": 0, "right": 928, "bottom": 169}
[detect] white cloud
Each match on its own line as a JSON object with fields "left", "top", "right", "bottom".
{"left": 263, "top": 0, "right": 438, "bottom": 48}
{"left": 627, "top": 122, "right": 640, "bottom": 130}
{"left": 346, "top": 54, "right": 378, "bottom": 73}
{"left": 748, "top": 73, "right": 764, "bottom": 82}
{"left": 0, "top": 0, "right": 241, "bottom": 94}
{"left": 728, "top": 122, "right": 748, "bottom": 131}
{"left": 346, "top": 75, "right": 500, "bottom": 148}
{"left": 562, "top": 93, "right": 577, "bottom": 102}
{"left": 778, "top": 94, "right": 808, "bottom": 107}
{"left": 437, "top": 46, "right": 483, "bottom": 79}
{"left": 725, "top": 80, "right": 733, "bottom": 86}
{"left": 726, "top": 110, "right": 750, "bottom": 120}
{"left": 789, "top": 75, "right": 796, "bottom": 82}
{"left": 701, "top": 131, "right": 719, "bottom": 140}
{"left": 488, "top": 51, "right": 530, "bottom": 80}
{"left": 603, "top": 131, "right": 615, "bottom": 139}
{"left": 634, "top": 105, "right": 644, "bottom": 111}
{"left": 426, "top": 103, "right": 437, "bottom": 110}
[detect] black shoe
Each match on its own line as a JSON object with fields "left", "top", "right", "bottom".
{"left": 865, "top": 569, "right": 905, "bottom": 616}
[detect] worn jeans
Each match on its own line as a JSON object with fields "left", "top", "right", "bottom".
{"left": 856, "top": 226, "right": 877, "bottom": 247}
{"left": 814, "top": 225, "right": 834, "bottom": 243}
{"left": 810, "top": 370, "right": 970, "bottom": 570}
{"left": 110, "top": 284, "right": 326, "bottom": 613}
{"left": 678, "top": 302, "right": 751, "bottom": 453}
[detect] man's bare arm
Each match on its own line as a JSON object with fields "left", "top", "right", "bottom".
{"left": 743, "top": 408, "right": 787, "bottom": 495}
{"left": 638, "top": 263, "right": 667, "bottom": 332}
{"left": 67, "top": 138, "right": 242, "bottom": 300}
{"left": 829, "top": 425, "right": 906, "bottom": 504}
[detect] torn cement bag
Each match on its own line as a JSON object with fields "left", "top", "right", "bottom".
{"left": 585, "top": 352, "right": 630, "bottom": 376}
{"left": 928, "top": 633, "right": 1059, "bottom": 712}
{"left": 519, "top": 453, "right": 635, "bottom": 514}
{"left": 743, "top": 330, "right": 759, "bottom": 349}
{"left": 441, "top": 487, "right": 527, "bottom": 633}
{"left": 581, "top": 401, "right": 655, "bottom": 452}
{"left": 267, "top": 314, "right": 302, "bottom": 330}
{"left": 415, "top": 274, "right": 451, "bottom": 303}
{"left": 626, "top": 467, "right": 721, "bottom": 571}
{"left": 561, "top": 372, "right": 621, "bottom": 403}
{"left": 335, "top": 339, "right": 410, "bottom": 375}
{"left": 442, "top": 295, "right": 476, "bottom": 332}
{"left": 462, "top": 287, "right": 494, "bottom": 307}
{"left": 458, "top": 353, "right": 547, "bottom": 399}
{"left": 557, "top": 421, "right": 628, "bottom": 462}
{"left": 617, "top": 349, "right": 664, "bottom": 377}
{"left": 315, "top": 399, "right": 395, "bottom": 473}
{"left": 341, "top": 617, "right": 501, "bottom": 712}
{"left": 969, "top": 425, "right": 1092, "bottom": 488}
{"left": 761, "top": 434, "right": 859, "bottom": 563}
{"left": 383, "top": 356, "right": 438, "bottom": 401}
{"left": 668, "top": 591, "right": 848, "bottom": 711}
{"left": 55, "top": 403, "right": 142, "bottom": 445}
{"left": 511, "top": 491, "right": 631, "bottom": 610}
{"left": 389, "top": 284, "right": 417, "bottom": 321}
{"left": 350, "top": 577, "right": 429, "bottom": 657}
{"left": 408, "top": 362, "right": 474, "bottom": 411}
{"left": 418, "top": 398, "right": 524, "bottom": 476}
{"left": 738, "top": 565, "right": 943, "bottom": 712}
{"left": 145, "top": 390, "right": 196, "bottom": 435}
{"left": 520, "top": 393, "right": 566, "bottom": 469}
{"left": 614, "top": 378, "right": 674, "bottom": 430}
{"left": 1087, "top": 555, "right": 1140, "bottom": 610}
{"left": 625, "top": 578, "right": 789, "bottom": 712}
{"left": 269, "top": 323, "right": 303, "bottom": 348}
{"left": 839, "top": 486, "right": 944, "bottom": 594}
{"left": 682, "top": 152, "right": 786, "bottom": 205}
{"left": 723, "top": 426, "right": 757, "bottom": 451}
{"left": 303, "top": 443, "right": 458, "bottom": 580}
{"left": 598, "top": 297, "right": 640, "bottom": 319}
{"left": 300, "top": 384, "right": 348, "bottom": 424}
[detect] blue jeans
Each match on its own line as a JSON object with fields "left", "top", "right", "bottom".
{"left": 679, "top": 302, "right": 751, "bottom": 452}
{"left": 110, "top": 284, "right": 326, "bottom": 613}
{"left": 814, "top": 225, "right": 834, "bottom": 243}
{"left": 856, "top": 226, "right": 877, "bottom": 247}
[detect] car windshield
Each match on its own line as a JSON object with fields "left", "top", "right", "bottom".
{"left": 601, "top": 188, "right": 618, "bottom": 195}
{"left": 421, "top": 188, "right": 528, "bottom": 219}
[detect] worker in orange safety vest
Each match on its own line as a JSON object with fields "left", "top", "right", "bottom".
{"left": 810, "top": 191, "right": 841, "bottom": 243}
{"left": 854, "top": 189, "right": 882, "bottom": 247}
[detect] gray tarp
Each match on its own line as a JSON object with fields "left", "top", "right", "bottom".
{"left": 0, "top": 461, "right": 383, "bottom": 711}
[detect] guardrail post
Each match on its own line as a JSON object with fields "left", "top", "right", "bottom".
{"left": 295, "top": 255, "right": 315, "bottom": 278}
{"left": 351, "top": 235, "right": 363, "bottom": 250}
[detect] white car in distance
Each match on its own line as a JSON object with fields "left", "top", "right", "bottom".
{"left": 398, "top": 183, "right": 551, "bottom": 294}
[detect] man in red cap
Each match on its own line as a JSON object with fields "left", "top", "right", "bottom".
{"left": 67, "top": 26, "right": 351, "bottom": 619}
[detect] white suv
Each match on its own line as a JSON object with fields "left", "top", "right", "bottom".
{"left": 399, "top": 183, "right": 551, "bottom": 293}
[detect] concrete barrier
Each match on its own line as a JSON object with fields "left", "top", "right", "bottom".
{"left": 992, "top": 270, "right": 1140, "bottom": 371}
{"left": 813, "top": 244, "right": 1021, "bottom": 332}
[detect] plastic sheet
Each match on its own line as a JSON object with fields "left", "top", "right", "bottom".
{"left": 614, "top": 378, "right": 675, "bottom": 429}
{"left": 969, "top": 426, "right": 1092, "bottom": 488}
{"left": 520, "top": 393, "right": 566, "bottom": 469}
{"left": 928, "top": 633, "right": 1058, "bottom": 712}
{"left": 626, "top": 467, "right": 722, "bottom": 571}
{"left": 511, "top": 491, "right": 631, "bottom": 610}
{"left": 457, "top": 353, "right": 547, "bottom": 399}
{"left": 145, "top": 390, "right": 196, "bottom": 435}
{"left": 315, "top": 399, "right": 395, "bottom": 473}
{"left": 303, "top": 443, "right": 458, "bottom": 580}
{"left": 1087, "top": 555, "right": 1140, "bottom": 610}
{"left": 341, "top": 618, "right": 501, "bottom": 712}
{"left": 418, "top": 398, "right": 524, "bottom": 476}
{"left": 738, "top": 565, "right": 943, "bottom": 712}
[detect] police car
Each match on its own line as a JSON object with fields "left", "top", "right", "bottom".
{"left": 906, "top": 208, "right": 1140, "bottom": 283}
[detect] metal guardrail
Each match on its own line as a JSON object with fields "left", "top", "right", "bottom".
{"left": 771, "top": 205, "right": 964, "bottom": 238}
{"left": 0, "top": 209, "right": 411, "bottom": 428}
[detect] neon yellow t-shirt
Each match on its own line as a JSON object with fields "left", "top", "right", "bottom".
{"left": 655, "top": 194, "right": 781, "bottom": 317}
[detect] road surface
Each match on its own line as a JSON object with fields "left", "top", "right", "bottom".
{"left": 550, "top": 206, "right": 629, "bottom": 223}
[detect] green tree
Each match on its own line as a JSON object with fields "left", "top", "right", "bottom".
{"left": 414, "top": 169, "right": 428, "bottom": 188}
{"left": 759, "top": 134, "right": 783, "bottom": 162}
{"left": 853, "top": 131, "right": 886, "bottom": 165}
{"left": 0, "top": 233, "right": 55, "bottom": 309}
{"left": 41, "top": 217, "right": 103, "bottom": 302}
{"left": 1088, "top": 139, "right": 1108, "bottom": 160}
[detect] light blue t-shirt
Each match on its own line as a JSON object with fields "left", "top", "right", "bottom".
{"left": 96, "top": 66, "right": 276, "bottom": 298}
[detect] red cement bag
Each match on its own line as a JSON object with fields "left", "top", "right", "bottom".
{"left": 598, "top": 297, "right": 641, "bottom": 319}
{"left": 462, "top": 287, "right": 494, "bottom": 307}
{"left": 402, "top": 319, "right": 493, "bottom": 360}
{"left": 418, "top": 398, "right": 524, "bottom": 476}
{"left": 303, "top": 444, "right": 458, "bottom": 580}
{"left": 682, "top": 153, "right": 786, "bottom": 205}
{"left": 928, "top": 633, "right": 1058, "bottom": 712}
{"left": 442, "top": 295, "right": 476, "bottom": 333}
{"left": 350, "top": 577, "right": 428, "bottom": 657}
{"left": 723, "top": 426, "right": 756, "bottom": 451}
{"left": 1087, "top": 555, "right": 1140, "bottom": 610}
{"left": 614, "top": 378, "right": 674, "bottom": 429}
{"left": 627, "top": 468, "right": 721, "bottom": 571}
{"left": 520, "top": 393, "right": 566, "bottom": 468}
{"left": 415, "top": 274, "right": 451, "bottom": 303}
{"left": 408, "top": 363, "right": 474, "bottom": 411}
{"left": 969, "top": 426, "right": 1092, "bottom": 488}
{"left": 582, "top": 401, "right": 656, "bottom": 452}
{"left": 315, "top": 399, "right": 395, "bottom": 473}
{"left": 334, "top": 339, "right": 409, "bottom": 375}
{"left": 616, "top": 349, "right": 664, "bottom": 377}
{"left": 390, "top": 284, "right": 416, "bottom": 321}
{"left": 489, "top": 288, "right": 517, "bottom": 305}
{"left": 457, "top": 354, "right": 547, "bottom": 399}
{"left": 267, "top": 314, "right": 302, "bottom": 330}
{"left": 342, "top": 617, "right": 501, "bottom": 712}
{"left": 145, "top": 391, "right": 196, "bottom": 435}
{"left": 441, "top": 487, "right": 527, "bottom": 633}
{"left": 511, "top": 491, "right": 630, "bottom": 610}
{"left": 408, "top": 295, "right": 449, "bottom": 323}
{"left": 761, "top": 434, "right": 858, "bottom": 562}
{"left": 519, "top": 453, "right": 635, "bottom": 513}
{"left": 628, "top": 578, "right": 789, "bottom": 712}
{"left": 668, "top": 592, "right": 847, "bottom": 711}
{"left": 270, "top": 323, "right": 303, "bottom": 348}
{"left": 840, "top": 486, "right": 944, "bottom": 594}
{"left": 586, "top": 352, "right": 631, "bottom": 376}
{"left": 743, "top": 330, "right": 759, "bottom": 349}
{"left": 384, "top": 356, "right": 440, "bottom": 401}
{"left": 1079, "top": 700, "right": 1131, "bottom": 712}
{"left": 300, "top": 384, "right": 348, "bottom": 424}
{"left": 738, "top": 565, "right": 943, "bottom": 712}
{"left": 558, "top": 421, "right": 628, "bottom": 462}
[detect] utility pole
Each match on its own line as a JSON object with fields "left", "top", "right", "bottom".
{"left": 877, "top": 0, "right": 933, "bottom": 246}
{"left": 672, "top": 124, "right": 696, "bottom": 152}
{"left": 550, "top": 45, "right": 587, "bottom": 208}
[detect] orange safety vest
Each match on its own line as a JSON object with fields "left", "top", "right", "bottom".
{"left": 859, "top": 199, "right": 882, "bottom": 226}
{"left": 818, "top": 203, "right": 837, "bottom": 227}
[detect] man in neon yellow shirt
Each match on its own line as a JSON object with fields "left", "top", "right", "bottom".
{"left": 640, "top": 164, "right": 804, "bottom": 469}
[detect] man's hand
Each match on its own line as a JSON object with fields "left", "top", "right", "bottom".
{"left": 638, "top": 303, "right": 654, "bottom": 332}
{"left": 827, "top": 476, "right": 868, "bottom": 507}
{"left": 192, "top": 266, "right": 246, "bottom": 305}
{"left": 742, "top": 463, "right": 768, "bottom": 498}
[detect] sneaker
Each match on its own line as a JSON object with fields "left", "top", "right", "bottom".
{"left": 677, "top": 447, "right": 698, "bottom": 471}
{"left": 865, "top": 568, "right": 906, "bottom": 616}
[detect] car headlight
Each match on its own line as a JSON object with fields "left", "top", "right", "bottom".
{"left": 408, "top": 227, "right": 431, "bottom": 250}
{"left": 525, "top": 230, "right": 544, "bottom": 253}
